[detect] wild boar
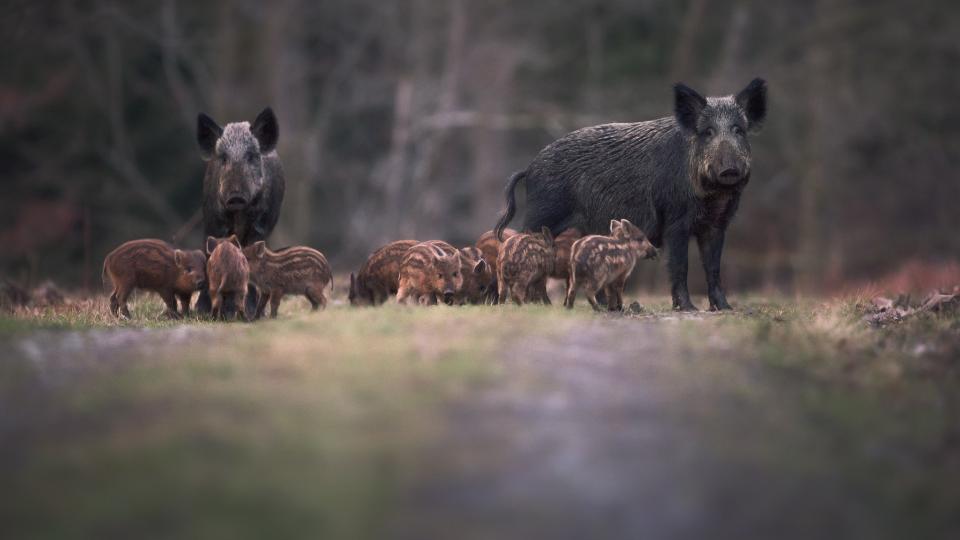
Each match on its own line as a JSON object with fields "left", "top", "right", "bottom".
{"left": 195, "top": 108, "right": 285, "bottom": 315}
{"left": 427, "top": 242, "right": 492, "bottom": 305}
{"left": 396, "top": 242, "right": 463, "bottom": 306}
{"left": 350, "top": 240, "right": 419, "bottom": 306}
{"left": 497, "top": 226, "right": 556, "bottom": 305}
{"left": 243, "top": 241, "right": 332, "bottom": 318}
{"left": 495, "top": 79, "right": 767, "bottom": 311}
{"left": 102, "top": 239, "right": 206, "bottom": 319}
{"left": 564, "top": 219, "right": 658, "bottom": 311}
{"left": 475, "top": 228, "right": 517, "bottom": 304}
{"left": 206, "top": 235, "right": 250, "bottom": 321}
{"left": 549, "top": 227, "right": 583, "bottom": 290}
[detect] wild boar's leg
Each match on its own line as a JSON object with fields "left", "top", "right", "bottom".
{"left": 665, "top": 227, "right": 697, "bottom": 311}
{"left": 697, "top": 227, "right": 732, "bottom": 311}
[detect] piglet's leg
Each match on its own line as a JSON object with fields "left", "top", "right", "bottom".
{"left": 255, "top": 292, "right": 269, "bottom": 320}
{"left": 305, "top": 285, "right": 326, "bottom": 311}
{"left": 178, "top": 293, "right": 192, "bottom": 317}
{"left": 269, "top": 292, "right": 282, "bottom": 318}
{"left": 114, "top": 285, "right": 133, "bottom": 319}
{"left": 160, "top": 291, "right": 182, "bottom": 319}
{"left": 236, "top": 290, "right": 249, "bottom": 322}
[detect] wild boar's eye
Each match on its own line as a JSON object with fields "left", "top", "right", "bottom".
{"left": 453, "top": 271, "right": 459, "bottom": 277}
{"left": 246, "top": 151, "right": 258, "bottom": 163}
{"left": 732, "top": 125, "right": 745, "bottom": 136}
{"left": 702, "top": 127, "right": 715, "bottom": 139}
{"left": 438, "top": 273, "right": 443, "bottom": 279}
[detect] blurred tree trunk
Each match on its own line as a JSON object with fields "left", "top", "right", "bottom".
{"left": 470, "top": 45, "right": 518, "bottom": 235}
{"left": 408, "top": 0, "right": 467, "bottom": 237}
{"left": 669, "top": 0, "right": 707, "bottom": 83}
{"left": 797, "top": 0, "right": 834, "bottom": 292}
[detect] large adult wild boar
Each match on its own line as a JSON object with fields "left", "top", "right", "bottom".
{"left": 495, "top": 79, "right": 767, "bottom": 311}
{"left": 194, "top": 108, "right": 285, "bottom": 314}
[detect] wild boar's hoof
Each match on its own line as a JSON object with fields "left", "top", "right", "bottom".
{"left": 673, "top": 301, "right": 699, "bottom": 312}
{"left": 709, "top": 300, "right": 733, "bottom": 311}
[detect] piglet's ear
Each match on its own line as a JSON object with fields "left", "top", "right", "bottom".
{"left": 228, "top": 235, "right": 242, "bottom": 249}
{"left": 251, "top": 107, "right": 279, "bottom": 154}
{"left": 474, "top": 258, "right": 486, "bottom": 274}
{"left": 609, "top": 219, "right": 621, "bottom": 234}
{"left": 197, "top": 113, "right": 222, "bottom": 160}
{"left": 540, "top": 226, "right": 554, "bottom": 246}
{"left": 736, "top": 78, "right": 767, "bottom": 131}
{"left": 174, "top": 249, "right": 184, "bottom": 267}
{"left": 205, "top": 236, "right": 218, "bottom": 255}
{"left": 253, "top": 241, "right": 266, "bottom": 258}
{"left": 673, "top": 83, "right": 706, "bottom": 133}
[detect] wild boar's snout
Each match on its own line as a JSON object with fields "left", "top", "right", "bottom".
{"left": 712, "top": 140, "right": 748, "bottom": 185}
{"left": 443, "top": 290, "right": 456, "bottom": 304}
{"left": 221, "top": 168, "right": 253, "bottom": 210}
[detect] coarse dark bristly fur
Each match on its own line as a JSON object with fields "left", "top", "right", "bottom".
{"left": 495, "top": 78, "right": 767, "bottom": 311}
{"left": 396, "top": 241, "right": 463, "bottom": 306}
{"left": 350, "top": 240, "right": 419, "bottom": 306}
{"left": 243, "top": 241, "right": 332, "bottom": 318}
{"left": 206, "top": 235, "right": 250, "bottom": 321}
{"left": 564, "top": 219, "right": 658, "bottom": 312}
{"left": 102, "top": 239, "right": 206, "bottom": 319}
{"left": 497, "top": 226, "right": 556, "bottom": 306}
{"left": 195, "top": 108, "right": 285, "bottom": 315}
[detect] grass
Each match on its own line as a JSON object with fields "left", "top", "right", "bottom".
{"left": 1, "top": 291, "right": 959, "bottom": 538}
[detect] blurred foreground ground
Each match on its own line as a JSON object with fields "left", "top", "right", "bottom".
{"left": 1, "top": 293, "right": 959, "bottom": 539}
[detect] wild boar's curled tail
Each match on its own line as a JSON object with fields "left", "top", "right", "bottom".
{"left": 495, "top": 170, "right": 526, "bottom": 241}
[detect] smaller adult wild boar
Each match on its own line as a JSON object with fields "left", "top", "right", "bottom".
{"left": 497, "top": 227, "right": 556, "bottom": 305}
{"left": 549, "top": 228, "right": 583, "bottom": 289}
{"left": 243, "top": 241, "right": 332, "bottom": 318}
{"left": 206, "top": 235, "right": 250, "bottom": 321}
{"left": 102, "top": 239, "right": 206, "bottom": 319}
{"left": 564, "top": 219, "right": 658, "bottom": 312}
{"left": 475, "top": 228, "right": 517, "bottom": 303}
{"left": 427, "top": 242, "right": 492, "bottom": 305}
{"left": 350, "top": 240, "right": 419, "bottom": 306}
{"left": 396, "top": 242, "right": 463, "bottom": 306}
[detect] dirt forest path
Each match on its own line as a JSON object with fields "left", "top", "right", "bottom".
{"left": 393, "top": 317, "right": 888, "bottom": 540}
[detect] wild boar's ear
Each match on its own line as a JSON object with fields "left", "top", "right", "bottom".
{"left": 474, "top": 259, "right": 486, "bottom": 274}
{"left": 609, "top": 219, "right": 621, "bottom": 234}
{"left": 673, "top": 83, "right": 707, "bottom": 133}
{"left": 252, "top": 107, "right": 279, "bottom": 154}
{"left": 736, "top": 78, "right": 767, "bottom": 131}
{"left": 197, "top": 113, "right": 223, "bottom": 160}
{"left": 174, "top": 249, "right": 184, "bottom": 267}
{"left": 205, "top": 236, "right": 218, "bottom": 255}
{"left": 228, "top": 235, "right": 241, "bottom": 249}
